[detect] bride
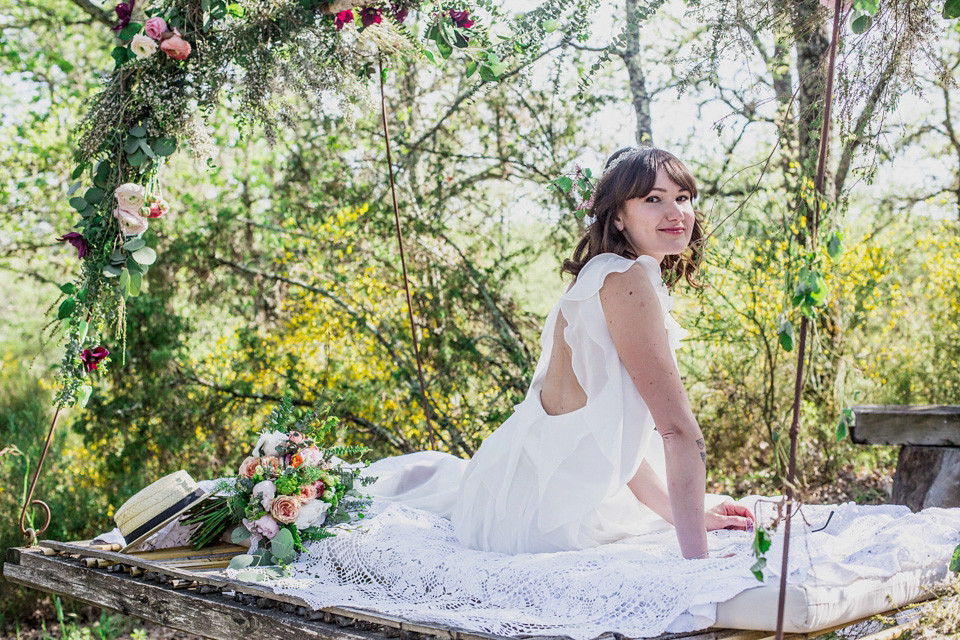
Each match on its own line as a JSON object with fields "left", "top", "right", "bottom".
{"left": 368, "top": 146, "right": 754, "bottom": 558}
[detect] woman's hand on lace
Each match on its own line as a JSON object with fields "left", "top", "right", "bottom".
{"left": 705, "top": 502, "right": 755, "bottom": 531}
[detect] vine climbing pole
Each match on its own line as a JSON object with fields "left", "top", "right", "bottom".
{"left": 774, "top": 1, "right": 843, "bottom": 638}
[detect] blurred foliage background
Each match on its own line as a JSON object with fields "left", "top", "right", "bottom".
{"left": 1, "top": 0, "right": 959, "bottom": 629}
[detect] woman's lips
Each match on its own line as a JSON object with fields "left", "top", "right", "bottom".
{"left": 659, "top": 227, "right": 685, "bottom": 234}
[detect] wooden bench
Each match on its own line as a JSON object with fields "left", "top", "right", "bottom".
{"left": 850, "top": 405, "right": 960, "bottom": 511}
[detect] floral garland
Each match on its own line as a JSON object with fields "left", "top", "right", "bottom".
{"left": 51, "top": 0, "right": 584, "bottom": 409}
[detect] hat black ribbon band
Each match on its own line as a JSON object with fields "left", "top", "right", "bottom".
{"left": 126, "top": 487, "right": 207, "bottom": 544}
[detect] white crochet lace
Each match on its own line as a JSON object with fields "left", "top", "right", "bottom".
{"left": 233, "top": 498, "right": 960, "bottom": 639}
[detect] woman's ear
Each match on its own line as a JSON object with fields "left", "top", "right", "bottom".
{"left": 613, "top": 216, "right": 624, "bottom": 232}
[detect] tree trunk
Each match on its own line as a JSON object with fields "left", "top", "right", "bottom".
{"left": 619, "top": 0, "right": 655, "bottom": 145}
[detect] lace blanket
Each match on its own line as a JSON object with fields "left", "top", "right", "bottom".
{"left": 232, "top": 498, "right": 960, "bottom": 639}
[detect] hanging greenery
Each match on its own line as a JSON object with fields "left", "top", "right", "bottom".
{"left": 51, "top": 0, "right": 597, "bottom": 409}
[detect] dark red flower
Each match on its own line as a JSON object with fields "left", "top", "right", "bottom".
{"left": 360, "top": 7, "right": 381, "bottom": 28}
{"left": 112, "top": 0, "right": 135, "bottom": 32}
{"left": 448, "top": 9, "right": 473, "bottom": 29}
{"left": 80, "top": 346, "right": 110, "bottom": 373}
{"left": 334, "top": 9, "right": 353, "bottom": 30}
{"left": 57, "top": 232, "right": 89, "bottom": 259}
{"left": 392, "top": 5, "right": 408, "bottom": 24}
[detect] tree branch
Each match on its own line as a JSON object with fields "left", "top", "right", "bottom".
{"left": 68, "top": 0, "right": 114, "bottom": 28}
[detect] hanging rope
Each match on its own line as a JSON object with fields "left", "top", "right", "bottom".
{"left": 18, "top": 407, "right": 60, "bottom": 545}
{"left": 378, "top": 53, "right": 437, "bottom": 451}
{"left": 774, "top": 1, "right": 843, "bottom": 638}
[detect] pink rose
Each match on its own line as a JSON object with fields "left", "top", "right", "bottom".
{"left": 288, "top": 431, "right": 304, "bottom": 444}
{"left": 314, "top": 480, "right": 325, "bottom": 496}
{"left": 144, "top": 17, "right": 167, "bottom": 40}
{"left": 270, "top": 495, "right": 301, "bottom": 524}
{"left": 299, "top": 484, "right": 317, "bottom": 504}
{"left": 252, "top": 480, "right": 276, "bottom": 511}
{"left": 238, "top": 456, "right": 259, "bottom": 479}
{"left": 299, "top": 446, "right": 323, "bottom": 468}
{"left": 246, "top": 514, "right": 280, "bottom": 539}
{"left": 160, "top": 29, "right": 191, "bottom": 61}
{"left": 259, "top": 456, "right": 281, "bottom": 474}
{"left": 114, "top": 207, "right": 148, "bottom": 236}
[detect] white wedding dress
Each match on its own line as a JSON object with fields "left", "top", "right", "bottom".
{"left": 365, "top": 252, "right": 709, "bottom": 553}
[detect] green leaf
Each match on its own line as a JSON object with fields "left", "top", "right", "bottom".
{"left": 853, "top": 0, "right": 878, "bottom": 14}
{"left": 118, "top": 22, "right": 142, "bottom": 41}
{"left": 152, "top": 137, "right": 177, "bottom": 157}
{"left": 270, "top": 528, "right": 296, "bottom": 563}
{"left": 71, "top": 164, "right": 87, "bottom": 180}
{"left": 118, "top": 268, "right": 130, "bottom": 294}
{"left": 60, "top": 283, "right": 77, "bottom": 295}
{"left": 69, "top": 197, "right": 88, "bottom": 212}
{"left": 777, "top": 318, "right": 794, "bottom": 352}
{"left": 76, "top": 319, "right": 89, "bottom": 344}
{"left": 423, "top": 49, "right": 437, "bottom": 64}
{"left": 110, "top": 46, "right": 129, "bottom": 68}
{"left": 103, "top": 264, "right": 123, "bottom": 277}
{"left": 139, "top": 139, "right": 156, "bottom": 159}
{"left": 93, "top": 162, "right": 112, "bottom": 189}
{"left": 126, "top": 257, "right": 144, "bottom": 274}
{"left": 551, "top": 176, "right": 574, "bottom": 193}
{"left": 127, "top": 149, "right": 147, "bottom": 167}
{"left": 67, "top": 181, "right": 82, "bottom": 196}
{"left": 128, "top": 271, "right": 142, "bottom": 297}
{"left": 83, "top": 187, "right": 105, "bottom": 205}
{"left": 436, "top": 40, "right": 452, "bottom": 60}
{"left": 826, "top": 231, "right": 843, "bottom": 259}
{"left": 851, "top": 14, "right": 872, "bottom": 33}
{"left": 950, "top": 544, "right": 960, "bottom": 572}
{"left": 542, "top": 18, "right": 560, "bottom": 32}
{"left": 235, "top": 570, "right": 265, "bottom": 582}
{"left": 750, "top": 557, "right": 767, "bottom": 582}
{"left": 465, "top": 59, "right": 478, "bottom": 78}
{"left": 110, "top": 250, "right": 126, "bottom": 264}
{"left": 835, "top": 408, "right": 853, "bottom": 443}
{"left": 123, "top": 238, "right": 146, "bottom": 252}
{"left": 124, "top": 136, "right": 142, "bottom": 154}
{"left": 129, "top": 125, "right": 147, "bottom": 138}
{"left": 132, "top": 246, "right": 157, "bottom": 265}
{"left": 230, "top": 526, "right": 252, "bottom": 544}
{"left": 228, "top": 554, "right": 254, "bottom": 571}
{"left": 76, "top": 384, "right": 92, "bottom": 408}
{"left": 58, "top": 298, "right": 76, "bottom": 320}
{"left": 945, "top": 0, "right": 960, "bottom": 19}
{"left": 752, "top": 527, "right": 772, "bottom": 555}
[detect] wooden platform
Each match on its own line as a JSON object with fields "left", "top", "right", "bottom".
{"left": 2, "top": 541, "right": 905, "bottom": 640}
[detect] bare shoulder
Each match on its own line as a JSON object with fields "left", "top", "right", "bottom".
{"left": 598, "top": 263, "right": 659, "bottom": 312}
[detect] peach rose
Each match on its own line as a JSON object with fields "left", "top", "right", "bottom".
{"left": 299, "top": 484, "right": 317, "bottom": 504}
{"left": 259, "top": 456, "right": 281, "bottom": 473}
{"left": 238, "top": 456, "right": 259, "bottom": 479}
{"left": 160, "top": 29, "right": 191, "bottom": 60}
{"left": 270, "top": 494, "right": 301, "bottom": 524}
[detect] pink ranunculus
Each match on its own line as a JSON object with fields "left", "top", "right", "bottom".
{"left": 334, "top": 9, "right": 353, "bottom": 30}
{"left": 114, "top": 206, "right": 149, "bottom": 236}
{"left": 247, "top": 514, "right": 280, "bottom": 539}
{"left": 160, "top": 29, "right": 191, "bottom": 61}
{"left": 287, "top": 430, "right": 304, "bottom": 445}
{"left": 298, "top": 484, "right": 317, "bottom": 504}
{"left": 115, "top": 183, "right": 145, "bottom": 210}
{"left": 270, "top": 495, "right": 301, "bottom": 524}
{"left": 147, "top": 198, "right": 169, "bottom": 219}
{"left": 144, "top": 17, "right": 167, "bottom": 40}
{"left": 252, "top": 480, "right": 277, "bottom": 511}
{"left": 238, "top": 456, "right": 259, "bottom": 479}
{"left": 299, "top": 446, "right": 323, "bottom": 468}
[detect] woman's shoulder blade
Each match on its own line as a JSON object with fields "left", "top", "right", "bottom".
{"left": 564, "top": 253, "right": 661, "bottom": 303}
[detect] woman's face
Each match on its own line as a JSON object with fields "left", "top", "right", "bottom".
{"left": 613, "top": 167, "right": 695, "bottom": 262}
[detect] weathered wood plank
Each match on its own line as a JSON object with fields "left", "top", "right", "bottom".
{"left": 850, "top": 405, "right": 960, "bottom": 446}
{"left": 3, "top": 549, "right": 384, "bottom": 640}
{"left": 892, "top": 446, "right": 960, "bottom": 510}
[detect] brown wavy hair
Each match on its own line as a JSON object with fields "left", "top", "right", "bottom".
{"left": 561, "top": 147, "right": 705, "bottom": 289}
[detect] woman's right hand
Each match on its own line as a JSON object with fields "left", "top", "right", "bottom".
{"left": 705, "top": 502, "right": 755, "bottom": 531}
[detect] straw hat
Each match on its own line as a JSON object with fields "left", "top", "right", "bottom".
{"left": 114, "top": 470, "right": 210, "bottom": 552}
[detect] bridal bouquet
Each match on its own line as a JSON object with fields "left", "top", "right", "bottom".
{"left": 184, "top": 398, "right": 372, "bottom": 569}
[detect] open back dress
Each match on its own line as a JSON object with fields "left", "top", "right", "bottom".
{"left": 366, "top": 252, "right": 691, "bottom": 554}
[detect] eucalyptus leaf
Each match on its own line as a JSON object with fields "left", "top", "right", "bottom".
{"left": 123, "top": 238, "right": 146, "bottom": 252}
{"left": 127, "top": 149, "right": 146, "bottom": 167}
{"left": 103, "top": 264, "right": 123, "bottom": 277}
{"left": 946, "top": 0, "right": 960, "bottom": 19}
{"left": 71, "top": 164, "right": 87, "bottom": 180}
{"left": 67, "top": 182, "right": 82, "bottom": 196}
{"left": 230, "top": 525, "right": 252, "bottom": 544}
{"left": 851, "top": 14, "right": 872, "bottom": 33}
{"left": 129, "top": 271, "right": 142, "bottom": 297}
{"left": 129, "top": 125, "right": 147, "bottom": 138}
{"left": 228, "top": 554, "right": 254, "bottom": 571}
{"left": 76, "top": 319, "right": 89, "bottom": 345}
{"left": 235, "top": 570, "right": 265, "bottom": 582}
{"left": 60, "top": 283, "right": 77, "bottom": 295}
{"left": 76, "top": 384, "right": 93, "bottom": 408}
{"left": 126, "top": 257, "right": 144, "bottom": 275}
{"left": 465, "top": 59, "right": 478, "bottom": 78}
{"left": 58, "top": 298, "right": 76, "bottom": 320}
{"left": 110, "top": 250, "right": 126, "bottom": 264}
{"left": 119, "top": 268, "right": 130, "bottom": 292}
{"left": 132, "top": 246, "right": 157, "bottom": 265}
{"left": 139, "top": 138, "right": 157, "bottom": 159}
{"left": 270, "top": 528, "right": 295, "bottom": 563}
{"left": 124, "top": 136, "right": 142, "bottom": 154}
{"left": 153, "top": 137, "right": 177, "bottom": 156}
{"left": 83, "top": 187, "right": 105, "bottom": 205}
{"left": 750, "top": 557, "right": 767, "bottom": 581}
{"left": 69, "top": 197, "right": 88, "bottom": 212}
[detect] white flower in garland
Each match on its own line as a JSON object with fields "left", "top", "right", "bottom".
{"left": 115, "top": 183, "right": 146, "bottom": 210}
{"left": 130, "top": 34, "right": 158, "bottom": 59}
{"left": 114, "top": 206, "right": 149, "bottom": 236}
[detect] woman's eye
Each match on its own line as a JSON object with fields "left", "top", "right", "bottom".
{"left": 677, "top": 195, "right": 689, "bottom": 202}
{"left": 645, "top": 196, "right": 660, "bottom": 203}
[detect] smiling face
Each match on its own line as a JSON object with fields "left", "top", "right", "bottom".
{"left": 612, "top": 167, "right": 695, "bottom": 263}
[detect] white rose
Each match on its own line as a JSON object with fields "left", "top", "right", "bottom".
{"left": 130, "top": 34, "right": 158, "bottom": 59}
{"left": 252, "top": 430, "right": 288, "bottom": 458}
{"left": 294, "top": 498, "right": 330, "bottom": 529}
{"left": 115, "top": 183, "right": 145, "bottom": 210}
{"left": 114, "top": 206, "right": 148, "bottom": 236}
{"left": 251, "top": 480, "right": 276, "bottom": 512}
